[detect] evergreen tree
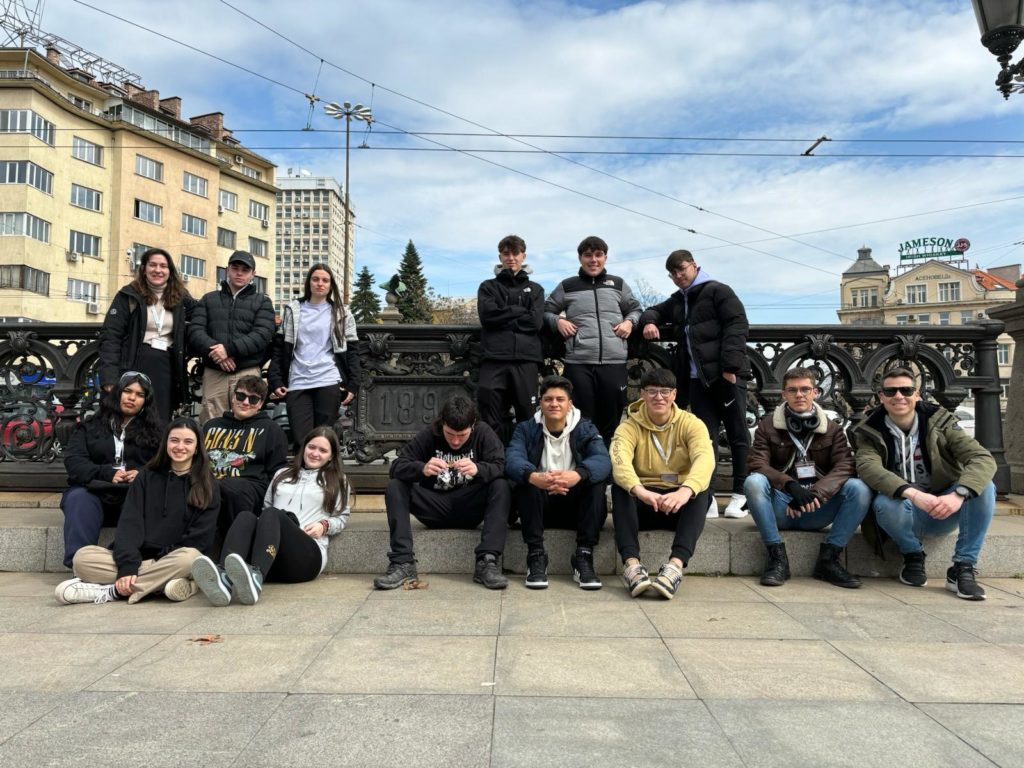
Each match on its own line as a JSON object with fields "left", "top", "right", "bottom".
{"left": 396, "top": 240, "right": 432, "bottom": 323}
{"left": 350, "top": 265, "right": 381, "bottom": 324}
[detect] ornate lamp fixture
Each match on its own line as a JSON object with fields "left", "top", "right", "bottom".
{"left": 972, "top": 0, "right": 1024, "bottom": 98}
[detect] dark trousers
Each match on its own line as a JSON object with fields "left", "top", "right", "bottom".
{"left": 477, "top": 361, "right": 539, "bottom": 441}
{"left": 384, "top": 478, "right": 509, "bottom": 564}
{"left": 286, "top": 385, "right": 342, "bottom": 448}
{"left": 221, "top": 507, "right": 323, "bottom": 583}
{"left": 688, "top": 377, "right": 749, "bottom": 494}
{"left": 60, "top": 486, "right": 122, "bottom": 569}
{"left": 215, "top": 477, "right": 267, "bottom": 557}
{"left": 134, "top": 343, "right": 174, "bottom": 423}
{"left": 515, "top": 481, "right": 608, "bottom": 551}
{"left": 611, "top": 484, "right": 709, "bottom": 565}
{"left": 563, "top": 363, "right": 627, "bottom": 445}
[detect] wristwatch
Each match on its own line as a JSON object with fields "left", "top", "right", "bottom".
{"left": 954, "top": 486, "right": 972, "bottom": 499}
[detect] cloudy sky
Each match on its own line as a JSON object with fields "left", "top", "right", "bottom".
{"left": 31, "top": 0, "right": 1024, "bottom": 321}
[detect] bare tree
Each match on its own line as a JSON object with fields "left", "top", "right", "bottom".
{"left": 632, "top": 277, "right": 668, "bottom": 309}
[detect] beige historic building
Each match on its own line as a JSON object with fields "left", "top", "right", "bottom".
{"left": 0, "top": 46, "right": 277, "bottom": 322}
{"left": 838, "top": 245, "right": 1017, "bottom": 403}
{"left": 274, "top": 171, "right": 352, "bottom": 307}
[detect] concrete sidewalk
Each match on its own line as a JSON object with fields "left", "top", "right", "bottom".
{"left": 1, "top": 571, "right": 1023, "bottom": 767}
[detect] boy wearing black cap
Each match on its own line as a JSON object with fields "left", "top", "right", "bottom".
{"left": 189, "top": 251, "right": 276, "bottom": 424}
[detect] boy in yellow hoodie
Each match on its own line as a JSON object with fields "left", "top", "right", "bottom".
{"left": 610, "top": 368, "right": 715, "bottom": 598}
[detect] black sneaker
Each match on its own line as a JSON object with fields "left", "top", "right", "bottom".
{"left": 899, "top": 551, "right": 928, "bottom": 587}
{"left": 571, "top": 548, "right": 602, "bottom": 590}
{"left": 525, "top": 551, "right": 549, "bottom": 589}
{"left": 474, "top": 554, "right": 508, "bottom": 590}
{"left": 374, "top": 561, "right": 418, "bottom": 590}
{"left": 946, "top": 562, "right": 986, "bottom": 601}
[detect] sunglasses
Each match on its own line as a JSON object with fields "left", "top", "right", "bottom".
{"left": 880, "top": 386, "right": 916, "bottom": 398}
{"left": 119, "top": 370, "right": 152, "bottom": 390}
{"left": 234, "top": 390, "right": 263, "bottom": 405}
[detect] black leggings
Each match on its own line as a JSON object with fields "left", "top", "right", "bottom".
{"left": 221, "top": 507, "right": 323, "bottom": 583}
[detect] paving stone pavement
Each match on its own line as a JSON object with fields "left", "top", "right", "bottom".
{"left": 1, "top": 571, "right": 1023, "bottom": 768}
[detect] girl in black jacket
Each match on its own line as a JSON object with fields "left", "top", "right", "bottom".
{"left": 98, "top": 248, "right": 195, "bottom": 422}
{"left": 55, "top": 417, "right": 220, "bottom": 605}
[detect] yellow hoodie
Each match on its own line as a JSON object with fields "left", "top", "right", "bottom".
{"left": 610, "top": 399, "right": 715, "bottom": 493}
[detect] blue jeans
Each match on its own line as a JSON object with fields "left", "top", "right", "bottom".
{"left": 743, "top": 473, "right": 871, "bottom": 547}
{"left": 60, "top": 486, "right": 121, "bottom": 569}
{"left": 871, "top": 482, "right": 995, "bottom": 565}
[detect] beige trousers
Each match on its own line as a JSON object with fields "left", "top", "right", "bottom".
{"left": 200, "top": 366, "right": 262, "bottom": 424}
{"left": 73, "top": 545, "right": 201, "bottom": 603}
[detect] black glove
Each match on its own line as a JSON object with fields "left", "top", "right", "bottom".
{"left": 784, "top": 480, "right": 817, "bottom": 509}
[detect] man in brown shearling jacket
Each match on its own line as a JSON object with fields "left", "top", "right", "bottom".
{"left": 743, "top": 367, "right": 871, "bottom": 589}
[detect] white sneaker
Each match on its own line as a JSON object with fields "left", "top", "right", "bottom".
{"left": 706, "top": 495, "right": 719, "bottom": 518}
{"left": 54, "top": 577, "right": 116, "bottom": 605}
{"left": 723, "top": 493, "right": 748, "bottom": 519}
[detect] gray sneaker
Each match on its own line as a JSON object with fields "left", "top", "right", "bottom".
{"left": 374, "top": 561, "right": 419, "bottom": 590}
{"left": 474, "top": 554, "right": 508, "bottom": 590}
{"left": 224, "top": 553, "right": 263, "bottom": 605}
{"left": 191, "top": 555, "right": 232, "bottom": 607}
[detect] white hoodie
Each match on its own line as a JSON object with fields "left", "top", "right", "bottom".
{"left": 537, "top": 406, "right": 581, "bottom": 472}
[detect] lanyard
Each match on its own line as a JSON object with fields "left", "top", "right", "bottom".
{"left": 787, "top": 432, "right": 815, "bottom": 460}
{"left": 150, "top": 304, "right": 166, "bottom": 335}
{"left": 650, "top": 431, "right": 673, "bottom": 465}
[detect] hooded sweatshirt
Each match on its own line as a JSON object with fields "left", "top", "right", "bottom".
{"left": 610, "top": 399, "right": 715, "bottom": 493}
{"left": 202, "top": 410, "right": 289, "bottom": 489}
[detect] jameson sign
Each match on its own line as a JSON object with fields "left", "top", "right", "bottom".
{"left": 899, "top": 236, "right": 970, "bottom": 260}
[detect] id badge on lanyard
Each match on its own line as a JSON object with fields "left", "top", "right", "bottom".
{"left": 795, "top": 459, "right": 816, "bottom": 481}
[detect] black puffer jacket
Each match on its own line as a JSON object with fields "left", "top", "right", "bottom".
{"left": 97, "top": 285, "right": 195, "bottom": 407}
{"left": 63, "top": 415, "right": 161, "bottom": 486}
{"left": 639, "top": 273, "right": 749, "bottom": 386}
{"left": 188, "top": 282, "right": 276, "bottom": 370}
{"left": 477, "top": 267, "right": 545, "bottom": 362}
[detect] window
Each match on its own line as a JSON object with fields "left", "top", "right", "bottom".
{"left": 72, "top": 136, "right": 103, "bottom": 166}
{"left": 938, "top": 312, "right": 950, "bottom": 326}
{"left": 70, "top": 183, "right": 101, "bottom": 212}
{"left": 217, "top": 227, "right": 236, "bottom": 249}
{"left": 68, "top": 230, "right": 101, "bottom": 257}
{"left": 248, "top": 237, "right": 268, "bottom": 258}
{"left": 181, "top": 213, "right": 207, "bottom": 237}
{"left": 850, "top": 287, "right": 878, "bottom": 308}
{"left": 241, "top": 166, "right": 262, "bottom": 181}
{"left": 135, "top": 154, "right": 163, "bottom": 181}
{"left": 916, "top": 314, "right": 930, "bottom": 325}
{"left": 905, "top": 284, "right": 926, "bottom": 304}
{"left": 0, "top": 264, "right": 49, "bottom": 295}
{"left": 895, "top": 315, "right": 909, "bottom": 325}
{"left": 998, "top": 343, "right": 1011, "bottom": 366}
{"left": 105, "top": 103, "right": 210, "bottom": 152}
{"left": 219, "top": 189, "right": 237, "bottom": 211}
{"left": 180, "top": 254, "right": 206, "bottom": 278}
{"left": 0, "top": 109, "right": 55, "bottom": 145}
{"left": 0, "top": 212, "right": 50, "bottom": 242}
{"left": 938, "top": 282, "right": 961, "bottom": 302}
{"left": 183, "top": 171, "right": 208, "bottom": 197}
{"left": 66, "top": 278, "right": 99, "bottom": 303}
{"left": 68, "top": 94, "right": 92, "bottom": 112}
{"left": 0, "top": 160, "right": 53, "bottom": 194}
{"left": 961, "top": 311, "right": 974, "bottom": 324}
{"left": 134, "top": 199, "right": 162, "bottom": 224}
{"left": 249, "top": 200, "right": 269, "bottom": 220}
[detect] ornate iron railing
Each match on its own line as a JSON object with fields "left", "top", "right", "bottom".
{"left": 0, "top": 320, "right": 1011, "bottom": 492}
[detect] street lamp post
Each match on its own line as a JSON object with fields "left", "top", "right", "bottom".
{"left": 972, "top": 0, "right": 1024, "bottom": 98}
{"left": 324, "top": 101, "right": 373, "bottom": 302}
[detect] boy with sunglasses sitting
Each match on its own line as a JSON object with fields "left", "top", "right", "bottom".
{"left": 852, "top": 367, "right": 996, "bottom": 600}
{"left": 201, "top": 375, "right": 289, "bottom": 540}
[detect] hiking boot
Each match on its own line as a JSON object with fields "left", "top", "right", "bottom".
{"left": 706, "top": 495, "right": 719, "bottom": 519}
{"left": 192, "top": 555, "right": 232, "bottom": 607}
{"left": 54, "top": 577, "right": 117, "bottom": 605}
{"left": 723, "top": 493, "right": 748, "bottom": 519}
{"left": 164, "top": 577, "right": 199, "bottom": 602}
{"left": 224, "top": 553, "right": 263, "bottom": 605}
{"left": 651, "top": 561, "right": 684, "bottom": 599}
{"left": 373, "top": 561, "right": 419, "bottom": 590}
{"left": 571, "top": 548, "right": 602, "bottom": 590}
{"left": 812, "top": 543, "right": 862, "bottom": 589}
{"left": 474, "top": 554, "right": 508, "bottom": 590}
{"left": 946, "top": 562, "right": 986, "bottom": 601}
{"left": 622, "top": 561, "right": 652, "bottom": 597}
{"left": 760, "top": 542, "right": 790, "bottom": 587}
{"left": 899, "top": 551, "right": 928, "bottom": 587}
{"left": 525, "top": 550, "right": 549, "bottom": 589}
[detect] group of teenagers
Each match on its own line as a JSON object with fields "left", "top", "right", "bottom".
{"left": 54, "top": 234, "right": 999, "bottom": 606}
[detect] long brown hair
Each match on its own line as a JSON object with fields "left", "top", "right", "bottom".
{"left": 148, "top": 417, "right": 216, "bottom": 509}
{"left": 270, "top": 426, "right": 349, "bottom": 516}
{"left": 301, "top": 263, "right": 346, "bottom": 340}
{"left": 130, "top": 248, "right": 190, "bottom": 309}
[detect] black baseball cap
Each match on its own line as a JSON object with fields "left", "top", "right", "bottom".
{"left": 228, "top": 250, "right": 256, "bottom": 270}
